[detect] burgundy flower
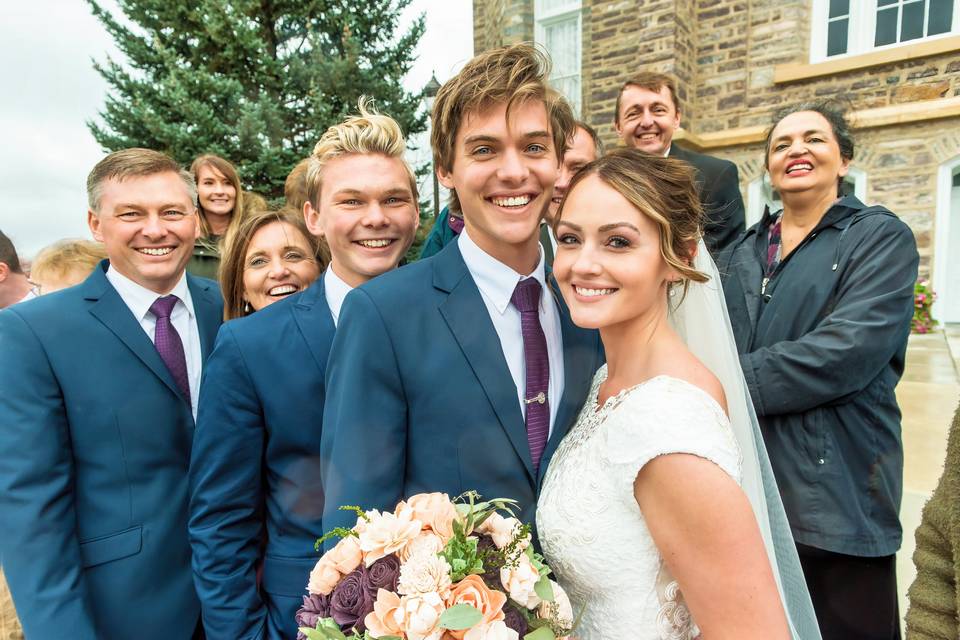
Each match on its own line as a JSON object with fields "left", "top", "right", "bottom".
{"left": 503, "top": 602, "right": 530, "bottom": 637}
{"left": 476, "top": 534, "right": 502, "bottom": 588}
{"left": 330, "top": 566, "right": 374, "bottom": 633}
{"left": 363, "top": 554, "right": 401, "bottom": 594}
{"left": 295, "top": 593, "right": 330, "bottom": 640}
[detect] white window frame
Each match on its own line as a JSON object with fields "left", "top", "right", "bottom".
{"left": 811, "top": 0, "right": 960, "bottom": 63}
{"left": 534, "top": 0, "right": 582, "bottom": 116}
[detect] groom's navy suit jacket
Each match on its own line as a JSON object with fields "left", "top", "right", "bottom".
{"left": 0, "top": 263, "right": 222, "bottom": 640}
{"left": 189, "top": 275, "right": 335, "bottom": 640}
{"left": 320, "top": 241, "right": 604, "bottom": 541}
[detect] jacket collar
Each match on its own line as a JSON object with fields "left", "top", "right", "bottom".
{"left": 291, "top": 272, "right": 336, "bottom": 377}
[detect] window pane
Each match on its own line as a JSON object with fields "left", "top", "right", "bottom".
{"left": 828, "top": 17, "right": 850, "bottom": 55}
{"left": 901, "top": 1, "right": 925, "bottom": 41}
{"left": 876, "top": 7, "right": 898, "bottom": 45}
{"left": 544, "top": 18, "right": 579, "bottom": 77}
{"left": 537, "top": 0, "right": 579, "bottom": 14}
{"left": 877, "top": 0, "right": 898, "bottom": 6}
{"left": 829, "top": 0, "right": 850, "bottom": 18}
{"left": 929, "top": 0, "right": 954, "bottom": 35}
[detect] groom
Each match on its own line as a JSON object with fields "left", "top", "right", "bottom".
{"left": 320, "top": 44, "right": 604, "bottom": 535}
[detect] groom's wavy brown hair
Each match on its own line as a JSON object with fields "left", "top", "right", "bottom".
{"left": 554, "top": 148, "right": 708, "bottom": 300}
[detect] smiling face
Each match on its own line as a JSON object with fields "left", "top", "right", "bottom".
{"left": 615, "top": 85, "right": 681, "bottom": 156}
{"left": 437, "top": 99, "right": 558, "bottom": 272}
{"left": 240, "top": 220, "right": 321, "bottom": 311}
{"left": 553, "top": 174, "right": 676, "bottom": 330}
{"left": 767, "top": 110, "right": 849, "bottom": 199}
{"left": 196, "top": 164, "right": 237, "bottom": 219}
{"left": 548, "top": 126, "right": 598, "bottom": 222}
{"left": 88, "top": 171, "right": 200, "bottom": 294}
{"left": 305, "top": 153, "right": 419, "bottom": 288}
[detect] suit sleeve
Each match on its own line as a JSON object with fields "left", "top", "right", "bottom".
{"left": 0, "top": 309, "right": 100, "bottom": 639}
{"left": 703, "top": 161, "right": 746, "bottom": 256}
{"left": 320, "top": 288, "right": 407, "bottom": 547}
{"left": 188, "top": 324, "right": 266, "bottom": 639}
{"left": 740, "top": 218, "right": 918, "bottom": 416}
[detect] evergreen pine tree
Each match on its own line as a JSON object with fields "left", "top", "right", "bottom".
{"left": 86, "top": 0, "right": 427, "bottom": 203}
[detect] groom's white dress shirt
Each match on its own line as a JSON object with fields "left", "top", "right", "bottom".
{"left": 458, "top": 229, "right": 565, "bottom": 437}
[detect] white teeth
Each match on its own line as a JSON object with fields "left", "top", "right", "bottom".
{"left": 492, "top": 195, "right": 531, "bottom": 207}
{"left": 575, "top": 286, "right": 616, "bottom": 297}
{"left": 787, "top": 163, "right": 813, "bottom": 173}
{"left": 269, "top": 285, "right": 297, "bottom": 296}
{"left": 358, "top": 239, "right": 391, "bottom": 248}
{"left": 138, "top": 247, "right": 173, "bottom": 256}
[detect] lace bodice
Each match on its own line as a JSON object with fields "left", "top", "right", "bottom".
{"left": 537, "top": 366, "right": 742, "bottom": 640}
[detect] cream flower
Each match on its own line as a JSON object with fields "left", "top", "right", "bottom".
{"left": 500, "top": 553, "right": 541, "bottom": 609}
{"left": 307, "top": 557, "right": 341, "bottom": 596}
{"left": 327, "top": 535, "right": 363, "bottom": 575}
{"left": 359, "top": 506, "right": 423, "bottom": 566}
{"left": 402, "top": 492, "right": 459, "bottom": 541}
{"left": 364, "top": 589, "right": 405, "bottom": 639}
{"left": 398, "top": 551, "right": 453, "bottom": 598}
{"left": 476, "top": 513, "right": 527, "bottom": 551}
{"left": 464, "top": 620, "right": 520, "bottom": 640}
{"left": 399, "top": 530, "right": 447, "bottom": 562}
{"left": 537, "top": 580, "right": 574, "bottom": 628}
{"left": 396, "top": 592, "right": 446, "bottom": 640}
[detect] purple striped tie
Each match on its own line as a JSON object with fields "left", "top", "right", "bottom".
{"left": 511, "top": 278, "right": 550, "bottom": 474}
{"left": 149, "top": 295, "right": 191, "bottom": 406}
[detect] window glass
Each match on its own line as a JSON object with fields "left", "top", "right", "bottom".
{"left": 901, "top": 0, "right": 926, "bottom": 41}
{"left": 929, "top": 0, "right": 954, "bottom": 34}
{"left": 829, "top": 0, "right": 850, "bottom": 18}
{"left": 540, "top": 15, "right": 581, "bottom": 114}
{"left": 876, "top": 6, "right": 899, "bottom": 45}
{"left": 828, "top": 18, "right": 850, "bottom": 55}
{"left": 878, "top": 0, "right": 898, "bottom": 6}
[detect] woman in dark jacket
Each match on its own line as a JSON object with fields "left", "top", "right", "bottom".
{"left": 719, "top": 101, "right": 919, "bottom": 640}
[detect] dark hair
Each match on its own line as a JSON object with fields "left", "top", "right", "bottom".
{"left": 0, "top": 230, "right": 23, "bottom": 274}
{"left": 764, "top": 100, "right": 855, "bottom": 194}
{"left": 554, "top": 148, "right": 708, "bottom": 300}
{"left": 614, "top": 72, "right": 680, "bottom": 125}
{"left": 575, "top": 121, "right": 604, "bottom": 156}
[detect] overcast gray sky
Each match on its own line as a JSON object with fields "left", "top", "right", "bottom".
{"left": 0, "top": 0, "right": 473, "bottom": 260}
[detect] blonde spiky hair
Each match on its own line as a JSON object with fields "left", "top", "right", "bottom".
{"left": 305, "top": 96, "right": 418, "bottom": 206}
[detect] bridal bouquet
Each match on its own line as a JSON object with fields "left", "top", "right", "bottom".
{"left": 296, "top": 492, "right": 574, "bottom": 640}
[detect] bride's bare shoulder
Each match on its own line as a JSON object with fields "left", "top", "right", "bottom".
{"left": 662, "top": 351, "right": 729, "bottom": 417}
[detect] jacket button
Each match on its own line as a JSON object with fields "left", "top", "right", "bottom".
{"left": 818, "top": 458, "right": 825, "bottom": 465}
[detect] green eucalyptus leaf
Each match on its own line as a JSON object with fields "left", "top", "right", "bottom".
{"left": 524, "top": 626, "right": 556, "bottom": 640}
{"left": 438, "top": 603, "right": 483, "bottom": 630}
{"left": 534, "top": 575, "right": 554, "bottom": 601}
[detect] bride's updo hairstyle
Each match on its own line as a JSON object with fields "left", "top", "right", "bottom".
{"left": 554, "top": 147, "right": 709, "bottom": 299}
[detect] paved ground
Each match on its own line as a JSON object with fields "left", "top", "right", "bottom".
{"left": 896, "top": 325, "right": 960, "bottom": 630}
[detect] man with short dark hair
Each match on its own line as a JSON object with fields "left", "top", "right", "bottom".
{"left": 0, "top": 231, "right": 35, "bottom": 308}
{"left": 615, "top": 72, "right": 745, "bottom": 255}
{"left": 0, "top": 148, "right": 222, "bottom": 640}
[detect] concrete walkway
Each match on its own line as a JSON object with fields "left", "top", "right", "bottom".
{"left": 896, "top": 326, "right": 960, "bottom": 629}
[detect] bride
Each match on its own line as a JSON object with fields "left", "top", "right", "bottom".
{"left": 537, "top": 149, "right": 820, "bottom": 639}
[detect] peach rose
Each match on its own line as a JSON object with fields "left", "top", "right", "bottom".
{"left": 475, "top": 513, "right": 527, "bottom": 551}
{"left": 307, "top": 557, "right": 341, "bottom": 596}
{"left": 326, "top": 534, "right": 363, "bottom": 575}
{"left": 399, "top": 531, "right": 447, "bottom": 562}
{"left": 464, "top": 620, "right": 519, "bottom": 640}
{"left": 364, "top": 588, "right": 405, "bottom": 639}
{"left": 359, "top": 506, "right": 422, "bottom": 566}
{"left": 500, "top": 553, "right": 541, "bottom": 609}
{"left": 402, "top": 493, "right": 459, "bottom": 541}
{"left": 397, "top": 592, "right": 446, "bottom": 640}
{"left": 444, "top": 575, "right": 506, "bottom": 640}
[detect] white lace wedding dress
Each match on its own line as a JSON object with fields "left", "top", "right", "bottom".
{"left": 537, "top": 365, "right": 743, "bottom": 640}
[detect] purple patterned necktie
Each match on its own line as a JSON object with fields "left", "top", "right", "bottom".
{"left": 511, "top": 278, "right": 550, "bottom": 474}
{"left": 149, "top": 295, "right": 190, "bottom": 406}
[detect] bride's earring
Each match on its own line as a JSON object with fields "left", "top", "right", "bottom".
{"left": 244, "top": 300, "right": 251, "bottom": 313}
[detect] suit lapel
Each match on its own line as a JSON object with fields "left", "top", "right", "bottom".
{"left": 434, "top": 245, "right": 535, "bottom": 484}
{"left": 187, "top": 275, "right": 222, "bottom": 361}
{"left": 85, "top": 266, "right": 186, "bottom": 403}
{"left": 292, "top": 275, "right": 336, "bottom": 376}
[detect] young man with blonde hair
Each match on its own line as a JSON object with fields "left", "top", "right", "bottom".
{"left": 0, "top": 148, "right": 223, "bottom": 640}
{"left": 29, "top": 239, "right": 108, "bottom": 294}
{"left": 188, "top": 99, "right": 419, "bottom": 639}
{"left": 615, "top": 71, "right": 745, "bottom": 255}
{"left": 321, "top": 44, "right": 604, "bottom": 537}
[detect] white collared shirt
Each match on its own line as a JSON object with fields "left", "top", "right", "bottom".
{"left": 663, "top": 144, "right": 672, "bottom": 158}
{"left": 105, "top": 267, "right": 202, "bottom": 419}
{"left": 324, "top": 265, "right": 354, "bottom": 328}
{"left": 458, "top": 229, "right": 565, "bottom": 436}
{"left": 17, "top": 289, "right": 37, "bottom": 304}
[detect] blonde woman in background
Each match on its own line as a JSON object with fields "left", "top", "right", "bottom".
{"left": 29, "top": 239, "right": 107, "bottom": 295}
{"left": 188, "top": 154, "right": 246, "bottom": 280}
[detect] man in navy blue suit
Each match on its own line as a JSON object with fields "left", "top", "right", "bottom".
{"left": 188, "top": 101, "right": 421, "bottom": 639}
{"left": 320, "top": 44, "right": 604, "bottom": 539}
{"left": 0, "top": 149, "right": 223, "bottom": 640}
